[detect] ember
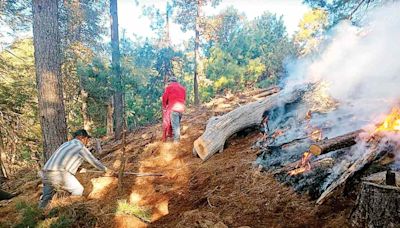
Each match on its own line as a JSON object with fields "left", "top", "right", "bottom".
{"left": 310, "top": 129, "right": 322, "bottom": 142}
{"left": 289, "top": 151, "right": 313, "bottom": 176}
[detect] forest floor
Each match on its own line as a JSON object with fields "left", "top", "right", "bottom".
{"left": 0, "top": 91, "right": 353, "bottom": 228}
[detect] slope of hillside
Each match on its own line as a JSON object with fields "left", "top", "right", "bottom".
{"left": 0, "top": 91, "right": 351, "bottom": 228}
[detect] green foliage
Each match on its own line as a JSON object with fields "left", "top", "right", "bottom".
{"left": 116, "top": 200, "right": 152, "bottom": 222}
{"left": 294, "top": 9, "right": 329, "bottom": 55}
{"left": 0, "top": 0, "right": 31, "bottom": 39}
{"left": 14, "top": 201, "right": 44, "bottom": 228}
{"left": 303, "top": 0, "right": 388, "bottom": 26}
{"left": 0, "top": 38, "right": 41, "bottom": 168}
{"left": 203, "top": 11, "right": 296, "bottom": 97}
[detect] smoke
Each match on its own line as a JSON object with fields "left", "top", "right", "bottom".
{"left": 283, "top": 3, "right": 400, "bottom": 135}
{"left": 278, "top": 2, "right": 400, "bottom": 187}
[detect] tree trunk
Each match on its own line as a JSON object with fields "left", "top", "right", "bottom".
{"left": 81, "top": 87, "right": 92, "bottom": 131}
{"left": 193, "top": 87, "right": 301, "bottom": 161}
{"left": 193, "top": 0, "right": 201, "bottom": 106}
{"left": 107, "top": 97, "right": 114, "bottom": 137}
{"left": 309, "top": 129, "right": 364, "bottom": 156}
{"left": 350, "top": 181, "right": 400, "bottom": 227}
{"left": 0, "top": 137, "right": 8, "bottom": 180}
{"left": 32, "top": 0, "right": 68, "bottom": 161}
{"left": 110, "top": 0, "right": 123, "bottom": 140}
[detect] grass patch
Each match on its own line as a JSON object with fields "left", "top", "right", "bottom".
{"left": 116, "top": 200, "right": 151, "bottom": 222}
{"left": 14, "top": 201, "right": 44, "bottom": 228}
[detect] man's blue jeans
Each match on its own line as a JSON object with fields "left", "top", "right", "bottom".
{"left": 170, "top": 111, "right": 182, "bottom": 142}
{"left": 39, "top": 171, "right": 84, "bottom": 208}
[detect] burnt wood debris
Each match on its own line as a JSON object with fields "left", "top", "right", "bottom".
{"left": 196, "top": 81, "right": 399, "bottom": 226}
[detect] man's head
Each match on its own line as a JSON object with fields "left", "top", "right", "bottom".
{"left": 73, "top": 129, "right": 91, "bottom": 146}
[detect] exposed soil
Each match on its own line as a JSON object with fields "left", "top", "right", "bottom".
{"left": 0, "top": 91, "right": 353, "bottom": 228}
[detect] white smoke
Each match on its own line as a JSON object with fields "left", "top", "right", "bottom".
{"left": 281, "top": 2, "right": 400, "bottom": 183}
{"left": 284, "top": 3, "right": 400, "bottom": 134}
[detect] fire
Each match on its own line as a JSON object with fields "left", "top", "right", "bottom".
{"left": 310, "top": 129, "right": 322, "bottom": 142}
{"left": 288, "top": 151, "right": 313, "bottom": 176}
{"left": 375, "top": 107, "right": 400, "bottom": 132}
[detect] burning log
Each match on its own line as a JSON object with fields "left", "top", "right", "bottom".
{"left": 309, "top": 129, "right": 364, "bottom": 156}
{"left": 350, "top": 179, "right": 400, "bottom": 227}
{"left": 193, "top": 86, "right": 308, "bottom": 161}
{"left": 316, "top": 135, "right": 388, "bottom": 205}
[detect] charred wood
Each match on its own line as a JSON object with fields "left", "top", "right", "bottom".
{"left": 316, "top": 134, "right": 389, "bottom": 205}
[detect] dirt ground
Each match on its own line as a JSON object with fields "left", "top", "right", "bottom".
{"left": 0, "top": 92, "right": 353, "bottom": 228}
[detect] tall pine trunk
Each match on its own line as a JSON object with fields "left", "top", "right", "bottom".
{"left": 81, "top": 87, "right": 92, "bottom": 131}
{"left": 110, "top": 0, "right": 123, "bottom": 139}
{"left": 106, "top": 97, "right": 114, "bottom": 137}
{"left": 32, "top": 0, "right": 68, "bottom": 161}
{"left": 193, "top": 0, "right": 201, "bottom": 106}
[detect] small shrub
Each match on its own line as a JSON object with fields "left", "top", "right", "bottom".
{"left": 14, "top": 201, "right": 44, "bottom": 228}
{"left": 116, "top": 200, "right": 151, "bottom": 222}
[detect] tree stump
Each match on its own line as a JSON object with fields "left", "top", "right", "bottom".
{"left": 350, "top": 181, "right": 400, "bottom": 227}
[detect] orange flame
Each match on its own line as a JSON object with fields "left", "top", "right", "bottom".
{"left": 288, "top": 151, "right": 313, "bottom": 176}
{"left": 375, "top": 107, "right": 400, "bottom": 132}
{"left": 310, "top": 129, "right": 322, "bottom": 141}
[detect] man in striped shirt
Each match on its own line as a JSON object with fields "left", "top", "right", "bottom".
{"left": 39, "top": 129, "right": 113, "bottom": 208}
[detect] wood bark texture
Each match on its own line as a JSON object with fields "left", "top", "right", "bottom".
{"left": 316, "top": 135, "right": 386, "bottom": 204}
{"left": 107, "top": 97, "right": 114, "bottom": 137}
{"left": 193, "top": 88, "right": 304, "bottom": 161}
{"left": 32, "top": 0, "right": 68, "bottom": 160}
{"left": 193, "top": 0, "right": 201, "bottom": 105}
{"left": 350, "top": 182, "right": 400, "bottom": 228}
{"left": 110, "top": 0, "right": 124, "bottom": 139}
{"left": 309, "top": 129, "right": 364, "bottom": 156}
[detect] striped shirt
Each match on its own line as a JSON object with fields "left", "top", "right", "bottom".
{"left": 43, "top": 139, "right": 106, "bottom": 175}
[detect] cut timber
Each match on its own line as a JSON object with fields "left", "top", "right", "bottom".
{"left": 193, "top": 86, "right": 308, "bottom": 161}
{"left": 316, "top": 135, "right": 387, "bottom": 204}
{"left": 350, "top": 181, "right": 400, "bottom": 227}
{"left": 309, "top": 129, "right": 363, "bottom": 156}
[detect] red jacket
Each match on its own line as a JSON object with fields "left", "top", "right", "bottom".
{"left": 162, "top": 82, "right": 186, "bottom": 113}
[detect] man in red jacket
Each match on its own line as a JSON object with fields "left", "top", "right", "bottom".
{"left": 162, "top": 76, "right": 186, "bottom": 142}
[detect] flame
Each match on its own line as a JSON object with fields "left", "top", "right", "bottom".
{"left": 310, "top": 129, "right": 322, "bottom": 141}
{"left": 375, "top": 107, "right": 400, "bottom": 132}
{"left": 288, "top": 151, "right": 313, "bottom": 176}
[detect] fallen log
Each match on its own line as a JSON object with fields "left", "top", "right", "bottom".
{"left": 193, "top": 86, "right": 308, "bottom": 161}
{"left": 350, "top": 181, "right": 400, "bottom": 227}
{"left": 309, "top": 129, "right": 364, "bottom": 156}
{"left": 316, "top": 134, "right": 388, "bottom": 204}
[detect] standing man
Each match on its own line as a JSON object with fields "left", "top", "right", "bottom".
{"left": 39, "top": 129, "right": 113, "bottom": 208}
{"left": 162, "top": 76, "right": 186, "bottom": 142}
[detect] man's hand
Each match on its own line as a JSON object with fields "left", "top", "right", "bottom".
{"left": 104, "top": 168, "right": 115, "bottom": 177}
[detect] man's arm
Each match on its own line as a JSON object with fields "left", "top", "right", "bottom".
{"left": 80, "top": 147, "right": 107, "bottom": 171}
